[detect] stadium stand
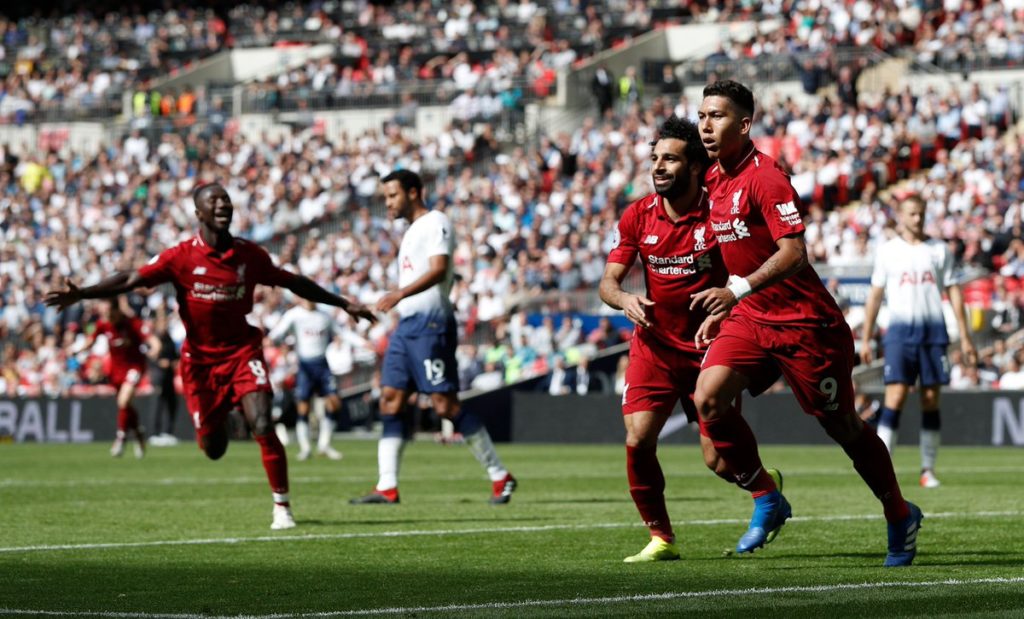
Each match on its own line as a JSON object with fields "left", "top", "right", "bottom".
{"left": 2, "top": 0, "right": 1024, "bottom": 402}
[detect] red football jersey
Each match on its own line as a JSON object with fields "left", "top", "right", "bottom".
{"left": 607, "top": 192, "right": 727, "bottom": 353}
{"left": 94, "top": 317, "right": 146, "bottom": 371}
{"left": 705, "top": 146, "right": 844, "bottom": 325}
{"left": 136, "top": 234, "right": 298, "bottom": 361}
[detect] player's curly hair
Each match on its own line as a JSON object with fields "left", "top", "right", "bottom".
{"left": 703, "top": 79, "right": 755, "bottom": 117}
{"left": 651, "top": 115, "right": 711, "bottom": 176}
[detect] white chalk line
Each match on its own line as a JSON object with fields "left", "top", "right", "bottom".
{"left": 1, "top": 577, "right": 1022, "bottom": 618}
{"left": 0, "top": 510, "right": 1019, "bottom": 555}
{"left": 3, "top": 465, "right": 1024, "bottom": 488}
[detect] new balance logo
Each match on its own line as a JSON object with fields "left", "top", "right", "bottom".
{"left": 775, "top": 201, "right": 798, "bottom": 216}
{"left": 732, "top": 218, "right": 750, "bottom": 239}
{"left": 192, "top": 267, "right": 207, "bottom": 275}
{"left": 643, "top": 235, "right": 659, "bottom": 245}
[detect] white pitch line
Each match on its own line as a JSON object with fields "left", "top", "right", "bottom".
{"left": 1, "top": 577, "right": 1022, "bottom": 618}
{"left": 3, "top": 465, "right": 1024, "bottom": 488}
{"left": 0, "top": 510, "right": 1019, "bottom": 555}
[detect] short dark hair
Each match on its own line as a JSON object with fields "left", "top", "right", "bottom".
{"left": 703, "top": 79, "right": 755, "bottom": 117}
{"left": 380, "top": 169, "right": 423, "bottom": 195}
{"left": 192, "top": 182, "right": 218, "bottom": 205}
{"left": 651, "top": 115, "right": 711, "bottom": 176}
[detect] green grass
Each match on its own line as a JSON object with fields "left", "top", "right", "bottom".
{"left": 1, "top": 439, "right": 1022, "bottom": 618}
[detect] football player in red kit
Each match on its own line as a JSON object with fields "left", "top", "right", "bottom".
{"left": 46, "top": 182, "right": 376, "bottom": 530}
{"left": 601, "top": 115, "right": 781, "bottom": 562}
{"left": 85, "top": 297, "right": 149, "bottom": 458}
{"left": 691, "top": 80, "right": 922, "bottom": 566}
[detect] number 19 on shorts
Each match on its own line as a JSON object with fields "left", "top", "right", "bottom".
{"left": 423, "top": 358, "right": 446, "bottom": 387}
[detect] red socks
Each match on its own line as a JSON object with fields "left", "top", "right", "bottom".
{"left": 626, "top": 445, "right": 673, "bottom": 542}
{"left": 117, "top": 407, "right": 139, "bottom": 432}
{"left": 841, "top": 424, "right": 910, "bottom": 523}
{"left": 699, "top": 414, "right": 776, "bottom": 497}
{"left": 254, "top": 433, "right": 289, "bottom": 503}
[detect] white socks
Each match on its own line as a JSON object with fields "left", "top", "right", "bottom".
{"left": 876, "top": 425, "right": 897, "bottom": 454}
{"left": 464, "top": 427, "right": 507, "bottom": 482}
{"left": 296, "top": 418, "right": 312, "bottom": 454}
{"left": 920, "top": 429, "right": 940, "bottom": 471}
{"left": 376, "top": 437, "right": 405, "bottom": 491}
{"left": 318, "top": 415, "right": 336, "bottom": 452}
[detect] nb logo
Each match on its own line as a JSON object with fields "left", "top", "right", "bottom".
{"left": 643, "top": 235, "right": 659, "bottom": 245}
{"left": 192, "top": 267, "right": 207, "bottom": 275}
{"left": 733, "top": 219, "right": 750, "bottom": 239}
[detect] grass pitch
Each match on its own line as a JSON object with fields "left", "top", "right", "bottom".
{"left": 1, "top": 438, "right": 1022, "bottom": 618}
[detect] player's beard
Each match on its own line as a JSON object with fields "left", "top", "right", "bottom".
{"left": 654, "top": 174, "right": 689, "bottom": 201}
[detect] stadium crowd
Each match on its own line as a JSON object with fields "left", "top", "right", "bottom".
{"left": 3, "top": 0, "right": 1024, "bottom": 402}
{"left": 3, "top": 73, "right": 1023, "bottom": 399}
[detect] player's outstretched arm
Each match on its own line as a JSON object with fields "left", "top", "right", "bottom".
{"left": 44, "top": 271, "right": 145, "bottom": 311}
{"left": 284, "top": 275, "right": 378, "bottom": 324}
{"left": 375, "top": 254, "right": 447, "bottom": 313}
{"left": 599, "top": 262, "right": 654, "bottom": 328}
{"left": 860, "top": 285, "right": 885, "bottom": 364}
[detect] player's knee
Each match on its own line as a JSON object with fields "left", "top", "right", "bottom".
{"left": 380, "top": 392, "right": 403, "bottom": 414}
{"left": 818, "top": 412, "right": 863, "bottom": 445}
{"left": 249, "top": 414, "right": 273, "bottom": 437}
{"left": 432, "top": 395, "right": 458, "bottom": 419}
{"left": 625, "top": 427, "right": 656, "bottom": 450}
{"left": 920, "top": 390, "right": 940, "bottom": 411}
{"left": 694, "top": 387, "right": 724, "bottom": 420}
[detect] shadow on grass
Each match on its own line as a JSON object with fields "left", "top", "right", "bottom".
{"left": 2, "top": 560, "right": 1023, "bottom": 617}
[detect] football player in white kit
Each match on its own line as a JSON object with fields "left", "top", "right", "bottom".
{"left": 350, "top": 170, "right": 517, "bottom": 504}
{"left": 268, "top": 297, "right": 348, "bottom": 461}
{"left": 860, "top": 195, "right": 977, "bottom": 488}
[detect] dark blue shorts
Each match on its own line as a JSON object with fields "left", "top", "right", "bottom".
{"left": 381, "top": 321, "right": 459, "bottom": 393}
{"left": 295, "top": 357, "right": 338, "bottom": 401}
{"left": 883, "top": 341, "right": 950, "bottom": 387}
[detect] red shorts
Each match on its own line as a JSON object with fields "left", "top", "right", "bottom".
{"left": 180, "top": 345, "right": 273, "bottom": 438}
{"left": 623, "top": 335, "right": 706, "bottom": 420}
{"left": 110, "top": 364, "right": 145, "bottom": 390}
{"left": 702, "top": 313, "right": 856, "bottom": 418}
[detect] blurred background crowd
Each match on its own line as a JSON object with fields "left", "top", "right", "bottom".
{"left": 3, "top": 0, "right": 1024, "bottom": 402}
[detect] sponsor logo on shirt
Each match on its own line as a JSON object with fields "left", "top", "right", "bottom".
{"left": 647, "top": 253, "right": 708, "bottom": 276}
{"left": 775, "top": 200, "right": 801, "bottom": 225}
{"left": 192, "top": 266, "right": 207, "bottom": 275}
{"left": 710, "top": 218, "right": 750, "bottom": 243}
{"left": 643, "top": 235, "right": 659, "bottom": 245}
{"left": 899, "top": 271, "right": 937, "bottom": 286}
{"left": 694, "top": 226, "right": 706, "bottom": 251}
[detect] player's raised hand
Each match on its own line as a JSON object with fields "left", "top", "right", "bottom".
{"left": 694, "top": 312, "right": 726, "bottom": 350}
{"left": 43, "top": 279, "right": 83, "bottom": 311}
{"left": 346, "top": 300, "right": 379, "bottom": 324}
{"left": 621, "top": 294, "right": 655, "bottom": 328}
{"left": 375, "top": 290, "right": 403, "bottom": 313}
{"left": 689, "top": 286, "right": 737, "bottom": 316}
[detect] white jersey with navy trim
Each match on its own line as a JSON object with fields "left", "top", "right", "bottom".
{"left": 871, "top": 236, "right": 954, "bottom": 345}
{"left": 395, "top": 210, "right": 455, "bottom": 331}
{"left": 267, "top": 305, "right": 343, "bottom": 361}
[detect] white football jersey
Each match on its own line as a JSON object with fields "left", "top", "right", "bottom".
{"left": 396, "top": 210, "right": 454, "bottom": 321}
{"left": 871, "top": 236, "right": 954, "bottom": 345}
{"left": 267, "top": 305, "right": 342, "bottom": 360}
